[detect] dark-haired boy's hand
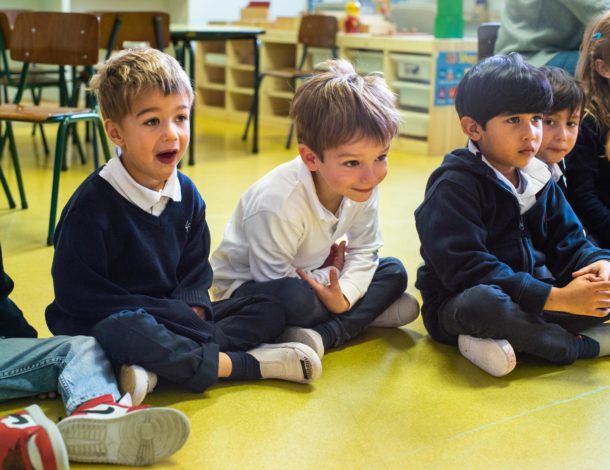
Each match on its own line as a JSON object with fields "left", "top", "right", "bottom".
{"left": 318, "top": 241, "right": 346, "bottom": 271}
{"left": 297, "top": 267, "right": 350, "bottom": 314}
{"left": 572, "top": 260, "right": 610, "bottom": 281}
{"left": 545, "top": 274, "right": 610, "bottom": 317}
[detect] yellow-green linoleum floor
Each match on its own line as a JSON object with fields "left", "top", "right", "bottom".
{"left": 2, "top": 117, "right": 610, "bottom": 469}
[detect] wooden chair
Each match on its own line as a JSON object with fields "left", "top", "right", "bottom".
{"left": 0, "top": 11, "right": 111, "bottom": 245}
{"left": 0, "top": 9, "right": 65, "bottom": 156}
{"left": 242, "top": 14, "right": 338, "bottom": 149}
{"left": 478, "top": 22, "right": 501, "bottom": 61}
{"left": 91, "top": 11, "right": 170, "bottom": 58}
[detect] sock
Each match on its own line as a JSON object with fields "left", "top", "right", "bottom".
{"left": 226, "top": 351, "right": 262, "bottom": 381}
{"left": 581, "top": 324, "right": 610, "bottom": 356}
{"left": 576, "top": 335, "right": 600, "bottom": 359}
{"left": 313, "top": 324, "right": 336, "bottom": 350}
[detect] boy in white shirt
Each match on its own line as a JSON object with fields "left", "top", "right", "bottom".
{"left": 211, "top": 59, "right": 419, "bottom": 358}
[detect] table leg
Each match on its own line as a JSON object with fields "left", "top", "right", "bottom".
{"left": 252, "top": 37, "right": 260, "bottom": 154}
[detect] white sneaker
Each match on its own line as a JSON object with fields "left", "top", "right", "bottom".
{"left": 369, "top": 292, "right": 420, "bottom": 328}
{"left": 58, "top": 394, "right": 189, "bottom": 466}
{"left": 276, "top": 326, "right": 325, "bottom": 358}
{"left": 119, "top": 365, "right": 158, "bottom": 406}
{"left": 247, "top": 342, "right": 322, "bottom": 384}
{"left": 458, "top": 334, "right": 516, "bottom": 377}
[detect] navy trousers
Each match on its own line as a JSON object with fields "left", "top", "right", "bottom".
{"left": 91, "top": 295, "right": 285, "bottom": 393}
{"left": 232, "top": 257, "right": 407, "bottom": 348}
{"left": 438, "top": 284, "right": 610, "bottom": 365}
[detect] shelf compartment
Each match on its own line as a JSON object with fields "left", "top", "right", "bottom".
{"left": 198, "top": 87, "right": 225, "bottom": 108}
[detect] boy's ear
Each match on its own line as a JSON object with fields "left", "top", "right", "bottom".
{"left": 298, "top": 143, "right": 320, "bottom": 171}
{"left": 104, "top": 119, "right": 124, "bottom": 147}
{"left": 594, "top": 59, "right": 610, "bottom": 79}
{"left": 460, "top": 116, "right": 483, "bottom": 142}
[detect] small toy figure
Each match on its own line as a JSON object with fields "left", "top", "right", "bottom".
{"left": 345, "top": 0, "right": 361, "bottom": 33}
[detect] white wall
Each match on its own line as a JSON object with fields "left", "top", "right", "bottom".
{"left": 189, "top": 0, "right": 309, "bottom": 25}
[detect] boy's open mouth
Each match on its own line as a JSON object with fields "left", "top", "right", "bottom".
{"left": 156, "top": 150, "right": 178, "bottom": 163}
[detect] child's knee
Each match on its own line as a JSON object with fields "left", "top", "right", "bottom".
{"left": 377, "top": 257, "right": 408, "bottom": 290}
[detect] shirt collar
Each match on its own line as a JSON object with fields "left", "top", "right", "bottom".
{"left": 100, "top": 157, "right": 181, "bottom": 212}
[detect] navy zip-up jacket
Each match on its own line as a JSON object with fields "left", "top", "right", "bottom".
{"left": 415, "top": 148, "right": 610, "bottom": 344}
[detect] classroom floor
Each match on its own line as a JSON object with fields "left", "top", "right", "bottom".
{"left": 2, "top": 116, "right": 610, "bottom": 469}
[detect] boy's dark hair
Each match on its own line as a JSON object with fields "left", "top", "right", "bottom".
{"left": 455, "top": 53, "right": 552, "bottom": 128}
{"left": 539, "top": 66, "right": 585, "bottom": 117}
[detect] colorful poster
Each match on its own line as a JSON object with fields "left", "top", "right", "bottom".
{"left": 434, "top": 51, "right": 477, "bottom": 106}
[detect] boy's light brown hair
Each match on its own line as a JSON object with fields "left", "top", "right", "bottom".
{"left": 290, "top": 59, "right": 400, "bottom": 159}
{"left": 89, "top": 47, "right": 193, "bottom": 122}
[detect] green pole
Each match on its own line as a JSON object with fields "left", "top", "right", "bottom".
{"left": 435, "top": 0, "right": 464, "bottom": 38}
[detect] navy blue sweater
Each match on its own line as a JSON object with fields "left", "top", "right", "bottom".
{"left": 565, "top": 113, "right": 610, "bottom": 248}
{"left": 45, "top": 171, "right": 215, "bottom": 343}
{"left": 415, "top": 148, "right": 610, "bottom": 344}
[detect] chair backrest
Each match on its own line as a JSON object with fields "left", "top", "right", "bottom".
{"left": 10, "top": 12, "right": 99, "bottom": 66}
{"left": 298, "top": 15, "right": 338, "bottom": 49}
{"left": 93, "top": 11, "right": 170, "bottom": 53}
{"left": 0, "top": 9, "right": 28, "bottom": 49}
{"left": 478, "top": 22, "right": 501, "bottom": 61}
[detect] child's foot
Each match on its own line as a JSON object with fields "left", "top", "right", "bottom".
{"left": 275, "top": 326, "right": 325, "bottom": 358}
{"left": 369, "top": 292, "right": 420, "bottom": 328}
{"left": 119, "top": 364, "right": 157, "bottom": 406}
{"left": 458, "top": 334, "right": 516, "bottom": 377}
{"left": 0, "top": 404, "right": 69, "bottom": 470}
{"left": 247, "top": 342, "right": 322, "bottom": 383}
{"left": 58, "top": 394, "right": 190, "bottom": 466}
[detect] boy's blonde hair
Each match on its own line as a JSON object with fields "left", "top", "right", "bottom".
{"left": 89, "top": 47, "right": 193, "bottom": 122}
{"left": 290, "top": 59, "right": 400, "bottom": 159}
{"left": 576, "top": 11, "right": 610, "bottom": 158}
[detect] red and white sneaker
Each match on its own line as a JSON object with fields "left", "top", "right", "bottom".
{"left": 57, "top": 394, "right": 190, "bottom": 466}
{"left": 0, "top": 404, "right": 69, "bottom": 470}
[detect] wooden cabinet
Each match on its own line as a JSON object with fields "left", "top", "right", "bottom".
{"left": 195, "top": 31, "right": 477, "bottom": 156}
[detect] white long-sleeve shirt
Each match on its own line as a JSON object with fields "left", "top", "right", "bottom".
{"left": 210, "top": 156, "right": 382, "bottom": 306}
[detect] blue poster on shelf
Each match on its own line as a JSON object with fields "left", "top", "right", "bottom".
{"left": 434, "top": 51, "right": 477, "bottom": 106}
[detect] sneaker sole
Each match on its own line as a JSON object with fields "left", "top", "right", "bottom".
{"left": 25, "top": 405, "right": 70, "bottom": 470}
{"left": 58, "top": 407, "right": 190, "bottom": 466}
{"left": 458, "top": 336, "right": 517, "bottom": 377}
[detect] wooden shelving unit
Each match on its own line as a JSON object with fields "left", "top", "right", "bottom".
{"left": 195, "top": 30, "right": 477, "bottom": 156}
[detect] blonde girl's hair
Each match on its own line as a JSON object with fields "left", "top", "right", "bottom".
{"left": 89, "top": 47, "right": 193, "bottom": 122}
{"left": 289, "top": 58, "right": 400, "bottom": 160}
{"left": 576, "top": 11, "right": 610, "bottom": 158}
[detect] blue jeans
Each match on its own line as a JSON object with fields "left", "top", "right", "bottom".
{"left": 0, "top": 335, "right": 119, "bottom": 414}
{"left": 232, "top": 257, "right": 407, "bottom": 348}
{"left": 546, "top": 51, "right": 579, "bottom": 76}
{"left": 438, "top": 284, "right": 610, "bottom": 365}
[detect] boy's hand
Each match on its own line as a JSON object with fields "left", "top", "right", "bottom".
{"left": 318, "top": 241, "right": 346, "bottom": 272}
{"left": 545, "top": 274, "right": 610, "bottom": 317}
{"left": 191, "top": 305, "right": 208, "bottom": 320}
{"left": 572, "top": 260, "right": 610, "bottom": 281}
{"left": 297, "top": 267, "right": 350, "bottom": 314}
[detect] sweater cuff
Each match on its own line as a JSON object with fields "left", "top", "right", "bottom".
{"left": 517, "top": 278, "right": 552, "bottom": 314}
{"left": 176, "top": 290, "right": 212, "bottom": 311}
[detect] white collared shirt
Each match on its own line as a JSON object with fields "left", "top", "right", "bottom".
{"left": 99, "top": 156, "right": 182, "bottom": 216}
{"left": 468, "top": 140, "right": 551, "bottom": 214}
{"left": 210, "top": 156, "right": 382, "bottom": 304}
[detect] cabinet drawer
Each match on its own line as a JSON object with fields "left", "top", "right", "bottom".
{"left": 391, "top": 53, "right": 432, "bottom": 82}
{"left": 399, "top": 110, "right": 429, "bottom": 138}
{"left": 393, "top": 81, "right": 430, "bottom": 111}
{"left": 350, "top": 50, "right": 384, "bottom": 74}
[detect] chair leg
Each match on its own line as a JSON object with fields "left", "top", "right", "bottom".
{"left": 95, "top": 118, "right": 111, "bottom": 163}
{"left": 5, "top": 123, "right": 27, "bottom": 209}
{"left": 48, "top": 121, "right": 71, "bottom": 246}
{"left": 0, "top": 161, "right": 15, "bottom": 209}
